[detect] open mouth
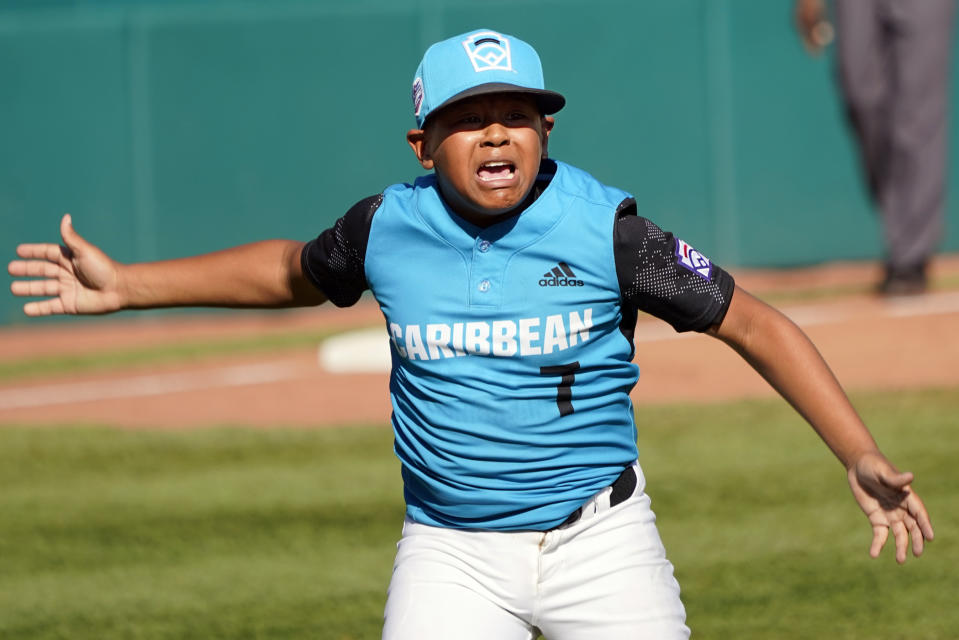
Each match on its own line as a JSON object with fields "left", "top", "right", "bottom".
{"left": 477, "top": 161, "right": 516, "bottom": 182}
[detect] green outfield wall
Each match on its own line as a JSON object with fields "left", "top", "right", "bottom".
{"left": 3, "top": 0, "right": 958, "bottom": 325}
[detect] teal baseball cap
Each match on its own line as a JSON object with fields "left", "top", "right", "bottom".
{"left": 411, "top": 28, "right": 566, "bottom": 128}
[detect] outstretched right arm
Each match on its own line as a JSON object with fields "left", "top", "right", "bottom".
{"left": 8, "top": 214, "right": 327, "bottom": 316}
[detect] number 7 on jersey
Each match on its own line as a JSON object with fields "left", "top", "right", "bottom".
{"left": 540, "top": 361, "right": 580, "bottom": 417}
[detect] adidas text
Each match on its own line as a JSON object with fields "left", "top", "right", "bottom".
{"left": 539, "top": 277, "right": 585, "bottom": 287}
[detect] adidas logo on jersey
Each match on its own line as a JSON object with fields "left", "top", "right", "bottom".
{"left": 539, "top": 261, "right": 584, "bottom": 287}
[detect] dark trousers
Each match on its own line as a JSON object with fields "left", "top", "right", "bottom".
{"left": 834, "top": 0, "right": 957, "bottom": 272}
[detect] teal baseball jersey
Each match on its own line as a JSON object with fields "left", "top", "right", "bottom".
{"left": 302, "top": 160, "right": 734, "bottom": 530}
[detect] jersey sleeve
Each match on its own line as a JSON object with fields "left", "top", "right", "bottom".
{"left": 300, "top": 194, "right": 382, "bottom": 307}
{"left": 613, "top": 198, "right": 735, "bottom": 332}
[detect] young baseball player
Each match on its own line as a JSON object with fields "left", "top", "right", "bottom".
{"left": 8, "top": 28, "right": 933, "bottom": 640}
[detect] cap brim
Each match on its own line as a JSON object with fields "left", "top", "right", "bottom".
{"left": 426, "top": 82, "right": 566, "bottom": 125}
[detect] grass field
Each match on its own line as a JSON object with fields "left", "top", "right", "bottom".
{"left": 1, "top": 387, "right": 955, "bottom": 639}
{"left": 0, "top": 325, "right": 366, "bottom": 383}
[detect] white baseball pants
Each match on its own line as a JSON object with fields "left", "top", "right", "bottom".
{"left": 382, "top": 464, "right": 689, "bottom": 639}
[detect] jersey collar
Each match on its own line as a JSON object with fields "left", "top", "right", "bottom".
{"left": 413, "top": 159, "right": 568, "bottom": 254}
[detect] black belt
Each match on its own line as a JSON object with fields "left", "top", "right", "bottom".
{"left": 555, "top": 465, "right": 638, "bottom": 529}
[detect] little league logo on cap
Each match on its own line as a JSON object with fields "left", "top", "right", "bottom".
{"left": 411, "top": 28, "right": 565, "bottom": 128}
{"left": 462, "top": 31, "right": 513, "bottom": 72}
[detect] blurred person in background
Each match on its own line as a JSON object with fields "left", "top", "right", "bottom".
{"left": 796, "top": 0, "right": 957, "bottom": 295}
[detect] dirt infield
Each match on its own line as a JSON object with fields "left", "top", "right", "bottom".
{"left": 2, "top": 256, "right": 958, "bottom": 429}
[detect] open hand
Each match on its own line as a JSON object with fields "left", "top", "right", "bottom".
{"left": 847, "top": 452, "right": 934, "bottom": 564}
{"left": 8, "top": 214, "right": 123, "bottom": 315}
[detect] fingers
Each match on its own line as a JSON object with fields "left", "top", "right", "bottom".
{"left": 9, "top": 256, "right": 65, "bottom": 301}
{"left": 61, "top": 213, "right": 73, "bottom": 236}
{"left": 867, "top": 488, "right": 933, "bottom": 563}
{"left": 8, "top": 259, "right": 61, "bottom": 279}
{"left": 884, "top": 483, "right": 934, "bottom": 559}
{"left": 869, "top": 520, "right": 916, "bottom": 564}
{"left": 870, "top": 524, "right": 888, "bottom": 559}
{"left": 23, "top": 298, "right": 66, "bottom": 317}
{"left": 61, "top": 213, "right": 76, "bottom": 248}
{"left": 10, "top": 215, "right": 78, "bottom": 276}
{"left": 881, "top": 469, "right": 914, "bottom": 490}
{"left": 857, "top": 461, "right": 915, "bottom": 511}
{"left": 854, "top": 455, "right": 933, "bottom": 564}
{"left": 903, "top": 487, "right": 934, "bottom": 542}
{"left": 60, "top": 213, "right": 87, "bottom": 258}
{"left": 14, "top": 243, "right": 69, "bottom": 264}
{"left": 906, "top": 513, "right": 926, "bottom": 559}
{"left": 891, "top": 520, "right": 909, "bottom": 564}
{"left": 11, "top": 279, "right": 62, "bottom": 298}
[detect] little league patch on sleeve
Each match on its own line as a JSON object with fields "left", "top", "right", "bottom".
{"left": 675, "top": 238, "right": 713, "bottom": 280}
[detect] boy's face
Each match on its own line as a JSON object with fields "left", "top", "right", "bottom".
{"left": 407, "top": 94, "right": 554, "bottom": 226}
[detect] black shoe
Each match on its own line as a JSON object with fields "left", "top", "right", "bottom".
{"left": 878, "top": 263, "right": 928, "bottom": 296}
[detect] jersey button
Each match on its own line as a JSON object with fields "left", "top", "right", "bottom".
{"left": 478, "top": 279, "right": 491, "bottom": 292}
{"left": 478, "top": 240, "right": 491, "bottom": 253}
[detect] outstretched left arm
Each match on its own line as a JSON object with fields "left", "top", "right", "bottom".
{"left": 708, "top": 285, "right": 934, "bottom": 563}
